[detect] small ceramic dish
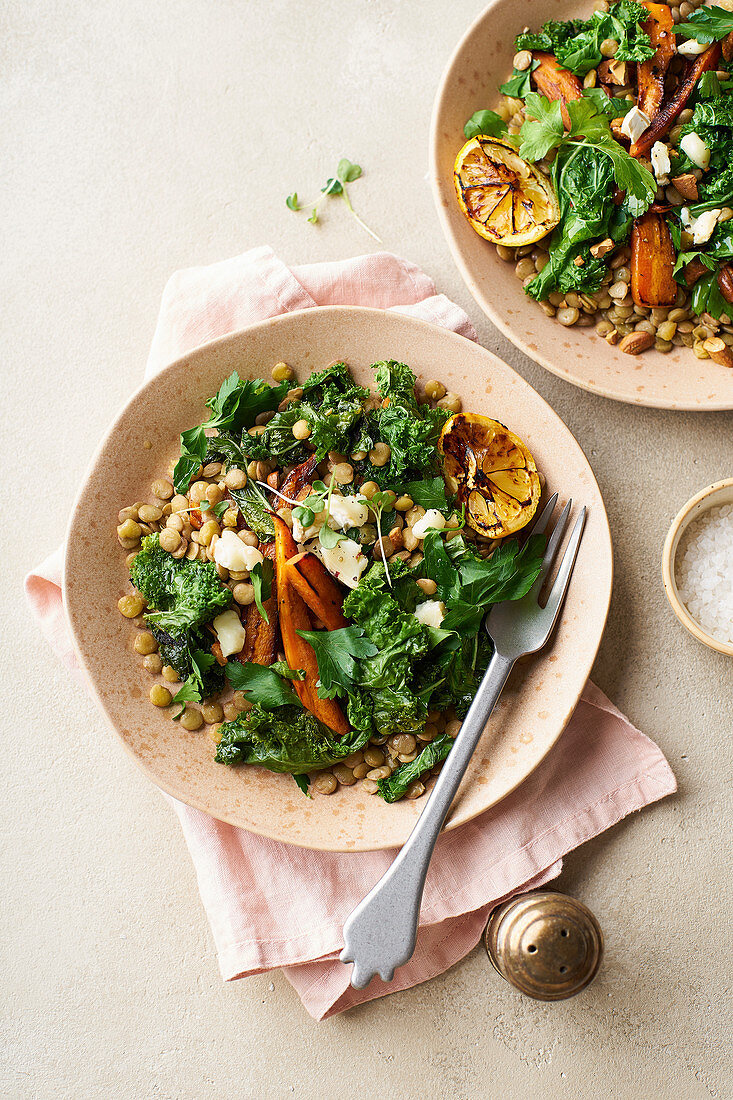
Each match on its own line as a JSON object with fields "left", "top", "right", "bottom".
{"left": 430, "top": 0, "right": 733, "bottom": 411}
{"left": 662, "top": 478, "right": 733, "bottom": 656}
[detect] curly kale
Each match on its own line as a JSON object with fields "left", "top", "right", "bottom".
{"left": 142, "top": 560, "right": 232, "bottom": 635}
{"left": 240, "top": 387, "right": 366, "bottom": 464}
{"left": 301, "top": 360, "right": 369, "bottom": 404}
{"left": 517, "top": 4, "right": 654, "bottom": 78}
{"left": 515, "top": 18, "right": 586, "bottom": 57}
{"left": 342, "top": 569, "right": 430, "bottom": 738}
{"left": 214, "top": 704, "right": 370, "bottom": 771}
{"left": 129, "top": 535, "right": 180, "bottom": 609}
{"left": 526, "top": 144, "right": 633, "bottom": 302}
{"left": 374, "top": 359, "right": 420, "bottom": 414}
{"left": 130, "top": 535, "right": 232, "bottom": 694}
{"left": 348, "top": 361, "right": 451, "bottom": 485}
{"left": 150, "top": 625, "right": 225, "bottom": 696}
{"left": 675, "top": 98, "right": 733, "bottom": 212}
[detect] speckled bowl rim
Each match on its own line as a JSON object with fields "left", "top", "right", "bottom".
{"left": 62, "top": 305, "right": 613, "bottom": 851}
{"left": 429, "top": 0, "right": 733, "bottom": 412}
{"left": 662, "top": 478, "right": 733, "bottom": 656}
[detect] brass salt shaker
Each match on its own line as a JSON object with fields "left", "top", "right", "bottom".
{"left": 484, "top": 891, "right": 603, "bottom": 1000}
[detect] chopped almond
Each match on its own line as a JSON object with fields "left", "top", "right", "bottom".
{"left": 599, "top": 58, "right": 629, "bottom": 85}
{"left": 671, "top": 173, "right": 699, "bottom": 201}
{"left": 590, "top": 238, "right": 615, "bottom": 259}
{"left": 573, "top": 255, "right": 585, "bottom": 267}
{"left": 611, "top": 118, "right": 630, "bottom": 145}
{"left": 684, "top": 259, "right": 710, "bottom": 288}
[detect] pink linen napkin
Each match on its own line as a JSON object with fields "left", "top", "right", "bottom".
{"left": 26, "top": 246, "right": 676, "bottom": 1020}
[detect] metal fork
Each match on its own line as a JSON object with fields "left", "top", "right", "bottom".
{"left": 339, "top": 494, "right": 586, "bottom": 990}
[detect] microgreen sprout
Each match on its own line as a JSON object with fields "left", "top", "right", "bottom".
{"left": 286, "top": 159, "right": 382, "bottom": 242}
{"left": 366, "top": 489, "right": 396, "bottom": 587}
{"left": 199, "top": 499, "right": 230, "bottom": 519}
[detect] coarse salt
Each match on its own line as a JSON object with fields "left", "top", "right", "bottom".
{"left": 675, "top": 503, "right": 733, "bottom": 644}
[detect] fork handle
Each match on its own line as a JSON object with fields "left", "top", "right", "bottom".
{"left": 343, "top": 650, "right": 515, "bottom": 988}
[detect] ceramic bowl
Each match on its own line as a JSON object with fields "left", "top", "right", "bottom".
{"left": 662, "top": 478, "right": 733, "bottom": 656}
{"left": 63, "top": 306, "right": 613, "bottom": 851}
{"left": 430, "top": 0, "right": 733, "bottom": 411}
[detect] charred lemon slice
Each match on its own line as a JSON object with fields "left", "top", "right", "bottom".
{"left": 454, "top": 136, "right": 560, "bottom": 248}
{"left": 439, "top": 414, "right": 541, "bottom": 538}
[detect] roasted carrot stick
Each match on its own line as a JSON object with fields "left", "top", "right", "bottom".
{"left": 630, "top": 42, "right": 721, "bottom": 156}
{"left": 283, "top": 552, "right": 349, "bottom": 631}
{"left": 637, "top": 3, "right": 675, "bottom": 120}
{"left": 235, "top": 544, "right": 280, "bottom": 666}
{"left": 272, "top": 515, "right": 349, "bottom": 734}
{"left": 252, "top": 543, "right": 279, "bottom": 665}
{"left": 630, "top": 211, "right": 678, "bottom": 307}
{"left": 531, "top": 52, "right": 583, "bottom": 128}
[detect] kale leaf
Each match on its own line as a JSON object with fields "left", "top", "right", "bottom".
{"left": 342, "top": 567, "right": 431, "bottom": 737}
{"left": 377, "top": 734, "right": 453, "bottom": 803}
{"left": 301, "top": 360, "right": 368, "bottom": 404}
{"left": 130, "top": 535, "right": 231, "bottom": 695}
{"left": 499, "top": 60, "right": 540, "bottom": 100}
{"left": 524, "top": 141, "right": 635, "bottom": 301}
{"left": 204, "top": 431, "right": 247, "bottom": 469}
{"left": 675, "top": 98, "right": 733, "bottom": 214}
{"left": 515, "top": 19, "right": 586, "bottom": 57}
{"left": 227, "top": 481, "right": 275, "bottom": 541}
{"left": 374, "top": 359, "right": 420, "bottom": 414}
{"left": 214, "top": 704, "right": 370, "bottom": 772}
{"left": 358, "top": 364, "right": 451, "bottom": 483}
{"left": 519, "top": 3, "right": 654, "bottom": 78}
{"left": 293, "top": 774, "right": 311, "bottom": 797}
{"left": 131, "top": 535, "right": 232, "bottom": 634}
{"left": 142, "top": 564, "right": 232, "bottom": 635}
{"left": 149, "top": 626, "right": 225, "bottom": 697}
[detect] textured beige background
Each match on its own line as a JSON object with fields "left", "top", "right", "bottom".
{"left": 3, "top": 1, "right": 731, "bottom": 1097}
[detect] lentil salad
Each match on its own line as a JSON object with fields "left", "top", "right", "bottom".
{"left": 117, "top": 359, "right": 546, "bottom": 802}
{"left": 455, "top": 1, "right": 733, "bottom": 365}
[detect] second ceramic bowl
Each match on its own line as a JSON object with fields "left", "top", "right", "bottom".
{"left": 430, "top": 0, "right": 733, "bottom": 411}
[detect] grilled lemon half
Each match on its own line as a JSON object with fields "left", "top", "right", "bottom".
{"left": 439, "top": 414, "right": 541, "bottom": 539}
{"left": 454, "top": 136, "right": 560, "bottom": 248}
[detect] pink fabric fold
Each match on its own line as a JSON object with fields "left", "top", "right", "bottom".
{"left": 25, "top": 246, "right": 676, "bottom": 1019}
